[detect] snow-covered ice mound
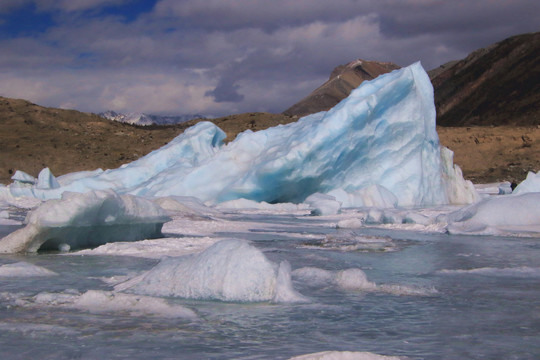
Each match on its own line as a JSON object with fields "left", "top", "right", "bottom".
{"left": 1, "top": 63, "right": 476, "bottom": 208}
{"left": 0, "top": 261, "right": 58, "bottom": 277}
{"left": 446, "top": 193, "right": 540, "bottom": 236}
{"left": 0, "top": 190, "right": 170, "bottom": 253}
{"left": 116, "top": 239, "right": 307, "bottom": 303}
{"left": 10, "top": 289, "right": 196, "bottom": 319}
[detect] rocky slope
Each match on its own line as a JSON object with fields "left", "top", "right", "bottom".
{"left": 431, "top": 31, "right": 540, "bottom": 126}
{"left": 283, "top": 59, "right": 400, "bottom": 117}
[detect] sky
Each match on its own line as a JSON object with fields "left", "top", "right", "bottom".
{"left": 0, "top": 0, "right": 538, "bottom": 117}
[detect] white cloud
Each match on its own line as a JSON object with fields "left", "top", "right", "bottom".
{"left": 0, "top": 0, "right": 538, "bottom": 115}
{"left": 34, "top": 0, "right": 129, "bottom": 13}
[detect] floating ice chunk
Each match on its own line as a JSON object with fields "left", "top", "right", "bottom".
{"left": 447, "top": 193, "right": 540, "bottom": 236}
{"left": 11, "top": 170, "right": 36, "bottom": 184}
{"left": 300, "top": 233, "right": 396, "bottom": 252}
{"left": 289, "top": 350, "right": 404, "bottom": 360}
{"left": 116, "top": 239, "right": 307, "bottom": 303}
{"left": 0, "top": 261, "right": 58, "bottom": 277}
{"left": 36, "top": 167, "right": 60, "bottom": 190}
{"left": 1, "top": 63, "right": 476, "bottom": 208}
{"left": 0, "top": 190, "right": 170, "bottom": 253}
{"left": 292, "top": 267, "right": 435, "bottom": 296}
{"left": 305, "top": 193, "right": 341, "bottom": 215}
{"left": 334, "top": 268, "right": 377, "bottom": 290}
{"left": 336, "top": 218, "right": 365, "bottom": 229}
{"left": 31, "top": 289, "right": 196, "bottom": 318}
{"left": 513, "top": 171, "right": 540, "bottom": 194}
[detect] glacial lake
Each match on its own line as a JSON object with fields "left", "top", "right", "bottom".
{"left": 1, "top": 211, "right": 539, "bottom": 359}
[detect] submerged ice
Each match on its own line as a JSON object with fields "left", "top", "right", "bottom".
{"left": 1, "top": 63, "right": 476, "bottom": 207}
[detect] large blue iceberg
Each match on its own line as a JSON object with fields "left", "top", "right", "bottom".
{"left": 1, "top": 63, "right": 476, "bottom": 207}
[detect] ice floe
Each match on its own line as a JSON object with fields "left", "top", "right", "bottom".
{"left": 292, "top": 267, "right": 436, "bottom": 296}
{"left": 446, "top": 193, "right": 540, "bottom": 236}
{"left": 0, "top": 190, "right": 170, "bottom": 253}
{"left": 0, "top": 261, "right": 58, "bottom": 277}
{"left": 12, "top": 289, "right": 196, "bottom": 318}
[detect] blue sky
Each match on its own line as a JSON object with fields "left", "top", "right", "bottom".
{"left": 0, "top": 0, "right": 538, "bottom": 116}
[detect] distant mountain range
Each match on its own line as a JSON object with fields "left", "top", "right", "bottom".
{"left": 99, "top": 110, "right": 206, "bottom": 126}
{"left": 284, "top": 31, "right": 540, "bottom": 126}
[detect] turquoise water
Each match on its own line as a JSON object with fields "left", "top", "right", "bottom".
{"left": 1, "top": 214, "right": 539, "bottom": 359}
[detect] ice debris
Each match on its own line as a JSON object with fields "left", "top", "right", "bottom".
{"left": 292, "top": 267, "right": 436, "bottom": 296}
{"left": 1, "top": 63, "right": 477, "bottom": 207}
{"left": 0, "top": 190, "right": 170, "bottom": 253}
{"left": 116, "top": 239, "right": 307, "bottom": 303}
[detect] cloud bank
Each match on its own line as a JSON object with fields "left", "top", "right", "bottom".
{"left": 0, "top": 0, "right": 538, "bottom": 116}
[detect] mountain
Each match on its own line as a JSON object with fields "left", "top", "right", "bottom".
{"left": 284, "top": 32, "right": 540, "bottom": 127}
{"left": 430, "top": 31, "right": 540, "bottom": 126}
{"left": 282, "top": 59, "right": 400, "bottom": 117}
{"left": 99, "top": 110, "right": 206, "bottom": 126}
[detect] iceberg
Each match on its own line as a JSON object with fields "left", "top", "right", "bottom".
{"left": 1, "top": 63, "right": 476, "bottom": 207}
{"left": 513, "top": 171, "right": 540, "bottom": 194}
{"left": 0, "top": 190, "right": 170, "bottom": 253}
{"left": 116, "top": 239, "right": 307, "bottom": 303}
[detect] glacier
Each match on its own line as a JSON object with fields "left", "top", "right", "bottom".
{"left": 0, "top": 62, "right": 476, "bottom": 207}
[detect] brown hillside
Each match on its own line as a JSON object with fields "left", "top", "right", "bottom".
{"left": 431, "top": 31, "right": 540, "bottom": 126}
{"left": 0, "top": 96, "right": 296, "bottom": 184}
